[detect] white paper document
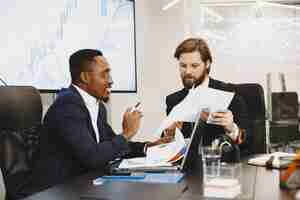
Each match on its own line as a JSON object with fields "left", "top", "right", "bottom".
{"left": 155, "top": 86, "right": 234, "bottom": 137}
{"left": 146, "top": 128, "right": 186, "bottom": 164}
{"left": 118, "top": 128, "right": 186, "bottom": 169}
{"left": 118, "top": 157, "right": 172, "bottom": 169}
{"left": 247, "top": 152, "right": 296, "bottom": 168}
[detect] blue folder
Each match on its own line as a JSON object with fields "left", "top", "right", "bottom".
{"left": 142, "top": 172, "right": 185, "bottom": 184}
{"left": 102, "top": 174, "right": 146, "bottom": 180}
{"left": 96, "top": 172, "right": 184, "bottom": 184}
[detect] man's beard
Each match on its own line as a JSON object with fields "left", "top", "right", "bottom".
{"left": 181, "top": 68, "right": 208, "bottom": 89}
{"left": 101, "top": 96, "right": 110, "bottom": 103}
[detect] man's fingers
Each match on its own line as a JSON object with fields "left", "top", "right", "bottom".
{"left": 211, "top": 111, "right": 232, "bottom": 118}
{"left": 175, "top": 121, "right": 183, "bottom": 129}
{"left": 161, "top": 136, "right": 174, "bottom": 143}
{"left": 211, "top": 121, "right": 226, "bottom": 126}
{"left": 210, "top": 116, "right": 232, "bottom": 125}
{"left": 210, "top": 117, "right": 222, "bottom": 123}
{"left": 168, "top": 122, "right": 177, "bottom": 129}
{"left": 163, "top": 136, "right": 173, "bottom": 142}
{"left": 164, "top": 129, "right": 175, "bottom": 137}
{"left": 130, "top": 110, "right": 143, "bottom": 118}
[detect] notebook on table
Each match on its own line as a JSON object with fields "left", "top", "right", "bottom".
{"left": 110, "top": 118, "right": 203, "bottom": 173}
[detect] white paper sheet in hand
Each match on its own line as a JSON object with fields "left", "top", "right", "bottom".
{"left": 154, "top": 86, "right": 234, "bottom": 137}
{"left": 189, "top": 85, "right": 234, "bottom": 115}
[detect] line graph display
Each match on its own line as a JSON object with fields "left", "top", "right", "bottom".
{"left": 0, "top": 0, "right": 136, "bottom": 91}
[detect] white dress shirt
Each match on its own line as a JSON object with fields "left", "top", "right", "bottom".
{"left": 193, "top": 77, "right": 239, "bottom": 141}
{"left": 73, "top": 85, "right": 100, "bottom": 143}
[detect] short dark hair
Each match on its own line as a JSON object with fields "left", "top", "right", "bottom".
{"left": 174, "top": 38, "right": 212, "bottom": 65}
{"left": 69, "top": 49, "right": 103, "bottom": 84}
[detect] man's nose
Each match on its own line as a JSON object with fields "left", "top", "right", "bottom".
{"left": 185, "top": 66, "right": 193, "bottom": 75}
{"left": 108, "top": 74, "right": 114, "bottom": 87}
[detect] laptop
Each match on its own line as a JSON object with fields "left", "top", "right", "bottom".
{"left": 110, "top": 117, "right": 204, "bottom": 173}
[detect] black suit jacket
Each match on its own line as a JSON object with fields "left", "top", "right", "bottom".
{"left": 26, "top": 86, "right": 145, "bottom": 193}
{"left": 166, "top": 78, "right": 250, "bottom": 150}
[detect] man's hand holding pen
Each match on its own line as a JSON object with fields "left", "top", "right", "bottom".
{"left": 122, "top": 102, "right": 143, "bottom": 140}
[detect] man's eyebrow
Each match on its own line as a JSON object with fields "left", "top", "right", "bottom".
{"left": 103, "top": 67, "right": 111, "bottom": 73}
{"left": 93, "top": 56, "right": 109, "bottom": 65}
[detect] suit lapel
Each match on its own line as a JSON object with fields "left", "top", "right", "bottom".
{"left": 208, "top": 78, "right": 228, "bottom": 91}
{"left": 97, "top": 102, "right": 107, "bottom": 141}
{"left": 208, "top": 78, "right": 218, "bottom": 89}
{"left": 69, "top": 85, "right": 98, "bottom": 142}
{"left": 178, "top": 88, "right": 189, "bottom": 102}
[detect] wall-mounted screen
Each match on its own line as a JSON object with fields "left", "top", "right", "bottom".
{"left": 0, "top": 0, "right": 136, "bottom": 92}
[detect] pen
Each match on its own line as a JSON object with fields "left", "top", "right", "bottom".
{"left": 130, "top": 102, "right": 141, "bottom": 113}
{"left": 134, "top": 102, "right": 141, "bottom": 108}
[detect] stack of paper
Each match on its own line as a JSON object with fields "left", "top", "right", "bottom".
{"left": 118, "top": 157, "right": 173, "bottom": 169}
{"left": 204, "top": 178, "right": 241, "bottom": 199}
{"left": 146, "top": 128, "right": 186, "bottom": 164}
{"left": 247, "top": 152, "right": 296, "bottom": 168}
{"left": 119, "top": 128, "right": 186, "bottom": 169}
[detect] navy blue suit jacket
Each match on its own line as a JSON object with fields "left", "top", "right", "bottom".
{"left": 166, "top": 78, "right": 250, "bottom": 153}
{"left": 30, "top": 86, "right": 145, "bottom": 191}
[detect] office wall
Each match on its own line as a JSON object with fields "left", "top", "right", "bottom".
{"left": 40, "top": 0, "right": 300, "bottom": 142}
{"left": 110, "top": 0, "right": 185, "bottom": 141}
{"left": 110, "top": 0, "right": 300, "bottom": 141}
{"left": 39, "top": 0, "right": 185, "bottom": 142}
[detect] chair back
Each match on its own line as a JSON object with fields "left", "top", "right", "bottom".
{"left": 272, "top": 92, "right": 298, "bottom": 122}
{"left": 228, "top": 83, "right": 267, "bottom": 153}
{"left": 0, "top": 86, "right": 42, "bottom": 177}
{"left": 0, "top": 169, "right": 5, "bottom": 200}
{"left": 270, "top": 92, "right": 300, "bottom": 144}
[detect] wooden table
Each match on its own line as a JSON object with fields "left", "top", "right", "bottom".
{"left": 23, "top": 162, "right": 298, "bottom": 200}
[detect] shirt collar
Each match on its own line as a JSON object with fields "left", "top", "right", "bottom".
{"left": 72, "top": 84, "right": 99, "bottom": 106}
{"left": 191, "top": 76, "right": 210, "bottom": 90}
{"left": 201, "top": 76, "right": 210, "bottom": 88}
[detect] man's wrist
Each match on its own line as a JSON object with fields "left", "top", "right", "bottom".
{"left": 225, "top": 123, "right": 235, "bottom": 133}
{"left": 122, "top": 132, "right": 131, "bottom": 141}
{"left": 225, "top": 123, "right": 239, "bottom": 141}
{"left": 143, "top": 142, "right": 150, "bottom": 155}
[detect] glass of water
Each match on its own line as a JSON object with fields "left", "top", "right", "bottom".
{"left": 200, "top": 146, "right": 221, "bottom": 179}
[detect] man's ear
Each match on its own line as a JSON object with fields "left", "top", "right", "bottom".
{"left": 80, "top": 72, "right": 90, "bottom": 84}
{"left": 205, "top": 61, "right": 211, "bottom": 69}
{"left": 205, "top": 61, "right": 211, "bottom": 74}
